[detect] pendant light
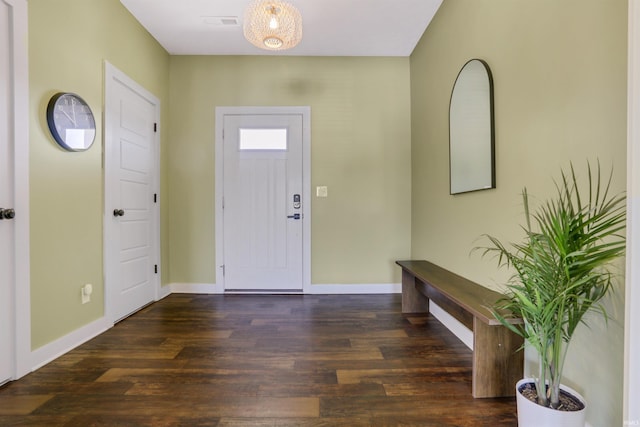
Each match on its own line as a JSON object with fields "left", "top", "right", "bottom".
{"left": 243, "top": 0, "right": 302, "bottom": 51}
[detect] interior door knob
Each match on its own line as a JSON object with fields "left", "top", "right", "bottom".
{"left": 0, "top": 208, "right": 15, "bottom": 220}
{"left": 113, "top": 209, "right": 125, "bottom": 217}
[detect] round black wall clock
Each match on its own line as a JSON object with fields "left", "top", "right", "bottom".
{"left": 46, "top": 92, "right": 96, "bottom": 151}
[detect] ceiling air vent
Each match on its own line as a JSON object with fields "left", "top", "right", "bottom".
{"left": 202, "top": 16, "right": 240, "bottom": 26}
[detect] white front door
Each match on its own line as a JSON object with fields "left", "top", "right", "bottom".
{"left": 221, "top": 113, "right": 304, "bottom": 292}
{"left": 105, "top": 63, "right": 160, "bottom": 322}
{"left": 0, "top": 0, "right": 14, "bottom": 382}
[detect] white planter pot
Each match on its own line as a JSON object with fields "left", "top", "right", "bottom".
{"left": 516, "top": 378, "right": 587, "bottom": 427}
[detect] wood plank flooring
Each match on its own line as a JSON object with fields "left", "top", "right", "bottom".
{"left": 0, "top": 294, "right": 517, "bottom": 426}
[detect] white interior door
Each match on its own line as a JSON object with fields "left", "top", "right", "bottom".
{"left": 0, "top": 0, "right": 14, "bottom": 382}
{"left": 105, "top": 63, "right": 160, "bottom": 322}
{"left": 222, "top": 113, "right": 304, "bottom": 291}
{"left": 0, "top": 0, "right": 29, "bottom": 383}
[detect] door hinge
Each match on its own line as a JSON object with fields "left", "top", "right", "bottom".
{"left": 221, "top": 265, "right": 225, "bottom": 277}
{"left": 154, "top": 264, "right": 158, "bottom": 274}
{"left": 154, "top": 193, "right": 157, "bottom": 203}
{"left": 154, "top": 123, "right": 157, "bottom": 132}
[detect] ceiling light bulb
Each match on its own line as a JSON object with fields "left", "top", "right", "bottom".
{"left": 269, "top": 15, "right": 279, "bottom": 29}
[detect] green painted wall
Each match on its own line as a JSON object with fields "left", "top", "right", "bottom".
{"left": 28, "top": 0, "right": 170, "bottom": 349}
{"left": 25, "top": 1, "right": 630, "bottom": 423}
{"left": 168, "top": 56, "right": 412, "bottom": 285}
{"left": 410, "top": 0, "right": 627, "bottom": 425}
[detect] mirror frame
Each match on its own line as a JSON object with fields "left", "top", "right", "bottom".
{"left": 449, "top": 59, "right": 496, "bottom": 195}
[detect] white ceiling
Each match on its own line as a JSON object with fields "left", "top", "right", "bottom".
{"left": 119, "top": 0, "right": 443, "bottom": 56}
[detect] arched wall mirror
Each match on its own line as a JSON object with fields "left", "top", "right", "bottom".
{"left": 449, "top": 59, "right": 495, "bottom": 194}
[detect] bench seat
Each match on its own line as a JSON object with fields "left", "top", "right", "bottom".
{"left": 397, "top": 260, "right": 523, "bottom": 398}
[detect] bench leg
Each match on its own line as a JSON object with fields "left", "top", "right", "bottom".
{"left": 472, "top": 318, "right": 524, "bottom": 398}
{"left": 401, "top": 270, "right": 429, "bottom": 313}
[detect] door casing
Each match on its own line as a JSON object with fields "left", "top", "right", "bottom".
{"left": 215, "top": 106, "right": 311, "bottom": 293}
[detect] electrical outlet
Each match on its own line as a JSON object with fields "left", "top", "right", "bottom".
{"left": 81, "top": 283, "right": 92, "bottom": 304}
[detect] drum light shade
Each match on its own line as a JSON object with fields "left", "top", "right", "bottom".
{"left": 243, "top": 0, "right": 302, "bottom": 50}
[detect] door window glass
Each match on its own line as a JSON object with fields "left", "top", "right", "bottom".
{"left": 239, "top": 128, "right": 287, "bottom": 150}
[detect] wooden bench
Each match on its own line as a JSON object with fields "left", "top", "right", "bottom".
{"left": 396, "top": 260, "right": 523, "bottom": 398}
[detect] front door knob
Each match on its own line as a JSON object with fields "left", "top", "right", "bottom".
{"left": 0, "top": 208, "right": 15, "bottom": 220}
{"left": 113, "top": 209, "right": 125, "bottom": 217}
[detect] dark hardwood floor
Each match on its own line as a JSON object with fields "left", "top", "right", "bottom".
{"left": 0, "top": 294, "right": 517, "bottom": 426}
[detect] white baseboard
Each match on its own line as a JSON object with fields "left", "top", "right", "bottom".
{"left": 158, "top": 284, "right": 172, "bottom": 299}
{"left": 430, "top": 301, "right": 474, "bottom": 350}
{"left": 30, "top": 316, "right": 112, "bottom": 372}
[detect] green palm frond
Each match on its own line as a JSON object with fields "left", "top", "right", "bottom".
{"left": 477, "top": 161, "right": 626, "bottom": 409}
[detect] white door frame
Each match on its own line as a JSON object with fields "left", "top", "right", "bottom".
{"left": 104, "top": 61, "right": 161, "bottom": 323}
{"left": 3, "top": 0, "right": 30, "bottom": 380}
{"left": 215, "top": 106, "right": 311, "bottom": 293}
{"left": 625, "top": 1, "right": 640, "bottom": 423}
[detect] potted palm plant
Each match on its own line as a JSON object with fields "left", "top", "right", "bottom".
{"left": 478, "top": 162, "right": 626, "bottom": 427}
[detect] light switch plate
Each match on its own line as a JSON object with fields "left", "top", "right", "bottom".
{"left": 316, "top": 186, "right": 328, "bottom": 198}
